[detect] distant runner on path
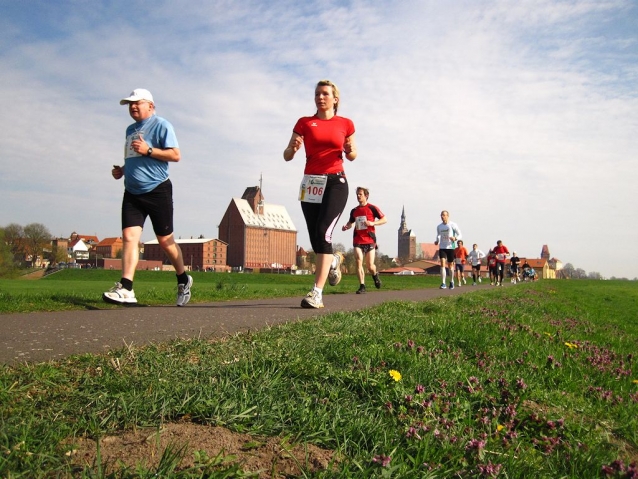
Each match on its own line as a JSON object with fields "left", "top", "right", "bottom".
{"left": 454, "top": 240, "right": 469, "bottom": 286}
{"left": 434, "top": 210, "right": 462, "bottom": 290}
{"left": 467, "top": 243, "right": 486, "bottom": 286}
{"left": 493, "top": 240, "right": 510, "bottom": 286}
{"left": 487, "top": 249, "right": 497, "bottom": 285}
{"left": 510, "top": 251, "right": 521, "bottom": 284}
{"left": 342, "top": 186, "right": 387, "bottom": 294}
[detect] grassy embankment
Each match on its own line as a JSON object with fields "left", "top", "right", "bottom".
{"left": 0, "top": 277, "right": 637, "bottom": 477}
{"left": 0, "top": 269, "right": 436, "bottom": 314}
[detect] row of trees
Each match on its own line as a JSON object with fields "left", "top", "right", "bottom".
{"left": 561, "top": 263, "right": 632, "bottom": 281}
{"left": 0, "top": 223, "right": 55, "bottom": 275}
{"left": 561, "top": 263, "right": 601, "bottom": 280}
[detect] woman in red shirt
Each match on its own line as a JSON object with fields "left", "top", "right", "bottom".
{"left": 284, "top": 80, "right": 357, "bottom": 309}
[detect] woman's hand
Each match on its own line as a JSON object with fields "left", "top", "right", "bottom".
{"left": 344, "top": 134, "right": 357, "bottom": 161}
{"left": 284, "top": 134, "right": 303, "bottom": 161}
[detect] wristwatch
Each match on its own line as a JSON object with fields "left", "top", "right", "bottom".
{"left": 146, "top": 147, "right": 153, "bottom": 157}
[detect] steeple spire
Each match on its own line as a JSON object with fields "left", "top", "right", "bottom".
{"left": 399, "top": 205, "right": 408, "bottom": 233}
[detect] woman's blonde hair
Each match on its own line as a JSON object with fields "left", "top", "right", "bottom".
{"left": 316, "top": 79, "right": 340, "bottom": 114}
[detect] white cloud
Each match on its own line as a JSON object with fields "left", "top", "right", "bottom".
{"left": 0, "top": 0, "right": 636, "bottom": 278}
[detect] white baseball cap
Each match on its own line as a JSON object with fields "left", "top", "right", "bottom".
{"left": 120, "top": 88, "right": 154, "bottom": 105}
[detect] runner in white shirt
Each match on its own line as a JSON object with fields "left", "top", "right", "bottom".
{"left": 434, "top": 210, "right": 462, "bottom": 289}
{"left": 467, "top": 244, "right": 486, "bottom": 285}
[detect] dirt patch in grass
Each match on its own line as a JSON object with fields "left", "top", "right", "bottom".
{"left": 62, "top": 422, "right": 339, "bottom": 477}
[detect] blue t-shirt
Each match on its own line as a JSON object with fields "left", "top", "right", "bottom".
{"left": 123, "top": 115, "right": 179, "bottom": 194}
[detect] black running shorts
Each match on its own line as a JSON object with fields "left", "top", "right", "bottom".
{"left": 121, "top": 179, "right": 174, "bottom": 237}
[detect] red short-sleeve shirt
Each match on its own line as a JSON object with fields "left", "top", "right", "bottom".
{"left": 293, "top": 115, "right": 355, "bottom": 175}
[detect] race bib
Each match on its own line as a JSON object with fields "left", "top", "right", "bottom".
{"left": 298, "top": 175, "right": 327, "bottom": 203}
{"left": 355, "top": 216, "right": 368, "bottom": 230}
{"left": 496, "top": 254, "right": 505, "bottom": 260}
{"left": 455, "top": 258, "right": 462, "bottom": 264}
{"left": 124, "top": 131, "right": 145, "bottom": 159}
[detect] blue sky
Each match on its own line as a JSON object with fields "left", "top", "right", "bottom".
{"left": 1, "top": 0, "right": 636, "bottom": 278}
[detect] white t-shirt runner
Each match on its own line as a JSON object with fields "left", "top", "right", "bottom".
{"left": 467, "top": 249, "right": 486, "bottom": 266}
{"left": 435, "top": 222, "right": 461, "bottom": 250}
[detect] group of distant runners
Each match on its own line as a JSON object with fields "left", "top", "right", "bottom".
{"left": 105, "top": 81, "right": 535, "bottom": 311}
{"left": 438, "top": 214, "right": 538, "bottom": 289}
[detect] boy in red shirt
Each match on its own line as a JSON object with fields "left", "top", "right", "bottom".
{"left": 342, "top": 187, "right": 387, "bottom": 294}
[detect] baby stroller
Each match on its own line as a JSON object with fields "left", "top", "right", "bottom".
{"left": 522, "top": 267, "right": 537, "bottom": 282}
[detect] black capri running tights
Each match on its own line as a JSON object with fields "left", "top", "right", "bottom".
{"left": 301, "top": 174, "right": 349, "bottom": 255}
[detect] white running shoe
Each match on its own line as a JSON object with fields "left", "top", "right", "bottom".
{"left": 103, "top": 282, "right": 137, "bottom": 305}
{"left": 301, "top": 289, "right": 324, "bottom": 309}
{"left": 176, "top": 275, "right": 193, "bottom": 306}
{"left": 462, "top": 277, "right": 466, "bottom": 284}
{"left": 328, "top": 252, "right": 344, "bottom": 286}
{"left": 478, "top": 277, "right": 482, "bottom": 283}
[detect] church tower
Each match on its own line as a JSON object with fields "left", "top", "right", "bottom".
{"left": 397, "top": 206, "right": 416, "bottom": 263}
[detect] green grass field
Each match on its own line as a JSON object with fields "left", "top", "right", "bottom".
{"left": 1, "top": 277, "right": 637, "bottom": 477}
{"left": 0, "top": 269, "right": 438, "bottom": 314}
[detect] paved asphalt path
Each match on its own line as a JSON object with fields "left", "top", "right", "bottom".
{"left": 0, "top": 285, "right": 489, "bottom": 365}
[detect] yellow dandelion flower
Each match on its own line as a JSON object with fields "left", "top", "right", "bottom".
{"left": 389, "top": 370, "right": 402, "bottom": 382}
{"left": 633, "top": 379, "right": 638, "bottom": 384}
{"left": 497, "top": 424, "right": 505, "bottom": 432}
{"left": 544, "top": 332, "right": 553, "bottom": 337}
{"left": 564, "top": 342, "right": 578, "bottom": 349}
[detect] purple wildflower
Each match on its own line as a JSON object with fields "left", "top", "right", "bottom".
{"left": 372, "top": 455, "right": 392, "bottom": 467}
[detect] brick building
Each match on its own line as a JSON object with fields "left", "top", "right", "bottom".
{"left": 398, "top": 206, "right": 417, "bottom": 263}
{"left": 218, "top": 186, "right": 297, "bottom": 270}
{"left": 50, "top": 237, "right": 69, "bottom": 263}
{"left": 144, "top": 237, "right": 229, "bottom": 272}
{"left": 95, "top": 237, "right": 123, "bottom": 258}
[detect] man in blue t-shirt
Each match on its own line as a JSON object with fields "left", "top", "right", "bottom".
{"left": 103, "top": 88, "right": 193, "bottom": 307}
